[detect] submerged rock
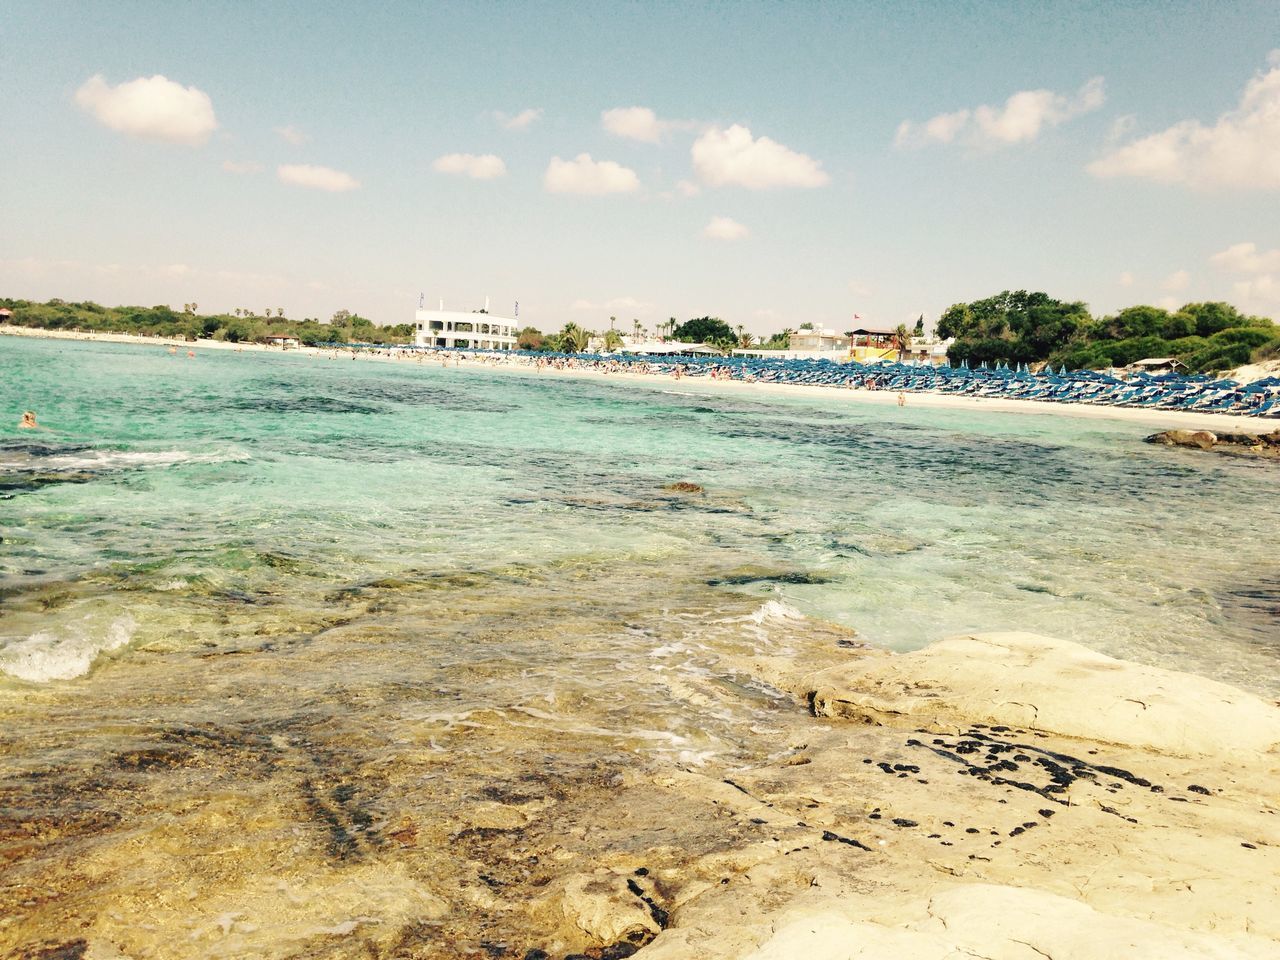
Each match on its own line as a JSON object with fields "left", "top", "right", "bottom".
{"left": 663, "top": 481, "right": 705, "bottom": 494}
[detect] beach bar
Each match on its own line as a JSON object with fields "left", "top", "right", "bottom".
{"left": 415, "top": 308, "right": 519, "bottom": 351}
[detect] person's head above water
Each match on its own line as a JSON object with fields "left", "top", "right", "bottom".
{"left": 19, "top": 411, "right": 37, "bottom": 428}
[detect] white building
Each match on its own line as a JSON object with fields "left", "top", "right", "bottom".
{"left": 414, "top": 309, "right": 519, "bottom": 350}
{"left": 788, "top": 325, "right": 851, "bottom": 352}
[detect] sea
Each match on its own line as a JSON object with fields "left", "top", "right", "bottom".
{"left": 1, "top": 335, "right": 1277, "bottom": 958}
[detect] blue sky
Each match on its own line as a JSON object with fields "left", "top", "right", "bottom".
{"left": 3, "top": 1, "right": 1279, "bottom": 333}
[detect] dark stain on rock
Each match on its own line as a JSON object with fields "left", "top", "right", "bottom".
{"left": 821, "top": 829, "right": 871, "bottom": 851}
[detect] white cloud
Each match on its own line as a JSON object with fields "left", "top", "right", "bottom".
{"left": 703, "top": 215, "right": 749, "bottom": 241}
{"left": 675, "top": 179, "right": 701, "bottom": 197}
{"left": 75, "top": 74, "right": 217, "bottom": 145}
{"left": 691, "top": 124, "right": 828, "bottom": 189}
{"left": 495, "top": 108, "right": 542, "bottom": 130}
{"left": 1233, "top": 275, "right": 1280, "bottom": 311}
{"left": 1162, "top": 269, "right": 1190, "bottom": 292}
{"left": 1209, "top": 241, "right": 1280, "bottom": 274}
{"left": 896, "top": 77, "right": 1105, "bottom": 148}
{"left": 1089, "top": 52, "right": 1280, "bottom": 189}
{"left": 599, "top": 106, "right": 661, "bottom": 143}
{"left": 221, "top": 159, "right": 262, "bottom": 174}
{"left": 1118, "top": 271, "right": 1134, "bottom": 287}
{"left": 1157, "top": 296, "right": 1182, "bottom": 311}
{"left": 544, "top": 154, "right": 640, "bottom": 195}
{"left": 432, "top": 153, "right": 507, "bottom": 180}
{"left": 277, "top": 164, "right": 360, "bottom": 192}
{"left": 274, "top": 125, "right": 309, "bottom": 145}
{"left": 1210, "top": 242, "right": 1280, "bottom": 316}
{"left": 894, "top": 109, "right": 970, "bottom": 147}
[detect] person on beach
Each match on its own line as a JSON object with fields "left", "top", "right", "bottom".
{"left": 897, "top": 392, "right": 906, "bottom": 407}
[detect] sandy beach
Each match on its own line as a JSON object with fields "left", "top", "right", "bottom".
{"left": 3, "top": 324, "right": 1269, "bottom": 434}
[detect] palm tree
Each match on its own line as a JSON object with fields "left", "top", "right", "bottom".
{"left": 561, "top": 322, "right": 591, "bottom": 353}
{"left": 603, "top": 329, "right": 624, "bottom": 352}
{"left": 632, "top": 319, "right": 641, "bottom": 340}
{"left": 895, "top": 323, "right": 910, "bottom": 360}
{"left": 234, "top": 308, "right": 242, "bottom": 318}
{"left": 609, "top": 315, "right": 617, "bottom": 330}
{"left": 739, "top": 332, "right": 755, "bottom": 348}
{"left": 277, "top": 307, "right": 285, "bottom": 318}
{"left": 736, "top": 324, "right": 745, "bottom": 343}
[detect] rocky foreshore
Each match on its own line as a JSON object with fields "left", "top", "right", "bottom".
{"left": 566, "top": 633, "right": 1280, "bottom": 960}
{"left": 1147, "top": 427, "right": 1280, "bottom": 459}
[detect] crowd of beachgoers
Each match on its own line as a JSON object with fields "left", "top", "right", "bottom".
{"left": 353, "top": 345, "right": 1280, "bottom": 419}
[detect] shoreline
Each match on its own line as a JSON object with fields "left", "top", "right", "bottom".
{"left": 3, "top": 324, "right": 1268, "bottom": 433}
{"left": 4, "top": 326, "right": 1279, "bottom": 957}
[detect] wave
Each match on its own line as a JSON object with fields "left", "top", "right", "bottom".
{"left": 0, "top": 447, "right": 248, "bottom": 472}
{"left": 0, "top": 614, "right": 138, "bottom": 683}
{"left": 0, "top": 443, "right": 250, "bottom": 493}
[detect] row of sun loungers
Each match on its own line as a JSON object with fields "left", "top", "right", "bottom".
{"left": 353, "top": 343, "right": 1280, "bottom": 418}
{"left": 606, "top": 356, "right": 1280, "bottom": 418}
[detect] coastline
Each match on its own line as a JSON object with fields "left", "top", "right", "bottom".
{"left": 3, "top": 328, "right": 1279, "bottom": 958}
{"left": 2, "top": 324, "right": 1268, "bottom": 433}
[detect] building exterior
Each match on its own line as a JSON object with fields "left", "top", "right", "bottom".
{"left": 901, "top": 336, "right": 954, "bottom": 366}
{"left": 414, "top": 309, "right": 519, "bottom": 350}
{"left": 788, "top": 326, "right": 850, "bottom": 352}
{"left": 732, "top": 347, "right": 853, "bottom": 361}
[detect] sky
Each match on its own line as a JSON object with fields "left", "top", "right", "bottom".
{"left": 2, "top": 0, "right": 1279, "bottom": 335}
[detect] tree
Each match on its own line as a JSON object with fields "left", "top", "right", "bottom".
{"left": 331, "top": 309, "right": 351, "bottom": 324}
{"left": 561, "top": 322, "right": 591, "bottom": 353}
{"left": 913, "top": 315, "right": 924, "bottom": 337}
{"left": 277, "top": 307, "right": 284, "bottom": 318}
{"left": 234, "top": 308, "right": 242, "bottom": 318}
{"left": 632, "top": 318, "right": 642, "bottom": 339}
{"left": 603, "top": 329, "right": 624, "bottom": 352}
{"left": 517, "top": 326, "right": 545, "bottom": 350}
{"left": 672, "top": 316, "right": 734, "bottom": 343}
{"left": 739, "top": 332, "right": 756, "bottom": 348}
{"left": 941, "top": 291, "right": 1091, "bottom": 365}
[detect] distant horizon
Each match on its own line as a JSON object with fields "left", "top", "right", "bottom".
{"left": 3, "top": 2, "right": 1279, "bottom": 333}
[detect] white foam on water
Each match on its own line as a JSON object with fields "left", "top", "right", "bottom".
{"left": 747, "top": 599, "right": 806, "bottom": 624}
{"left": 35, "top": 448, "right": 250, "bottom": 471}
{"left": 0, "top": 613, "right": 137, "bottom": 682}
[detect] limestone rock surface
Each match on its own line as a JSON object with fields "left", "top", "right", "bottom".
{"left": 805, "top": 631, "right": 1280, "bottom": 756}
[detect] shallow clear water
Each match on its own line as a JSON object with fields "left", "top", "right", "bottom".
{"left": 1, "top": 335, "right": 1277, "bottom": 958}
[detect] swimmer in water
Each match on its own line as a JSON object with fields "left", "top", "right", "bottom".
{"left": 19, "top": 411, "right": 50, "bottom": 430}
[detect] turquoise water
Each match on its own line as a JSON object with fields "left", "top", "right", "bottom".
{"left": 3, "top": 336, "right": 1276, "bottom": 690}
{"left": 1, "top": 334, "right": 1277, "bottom": 957}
